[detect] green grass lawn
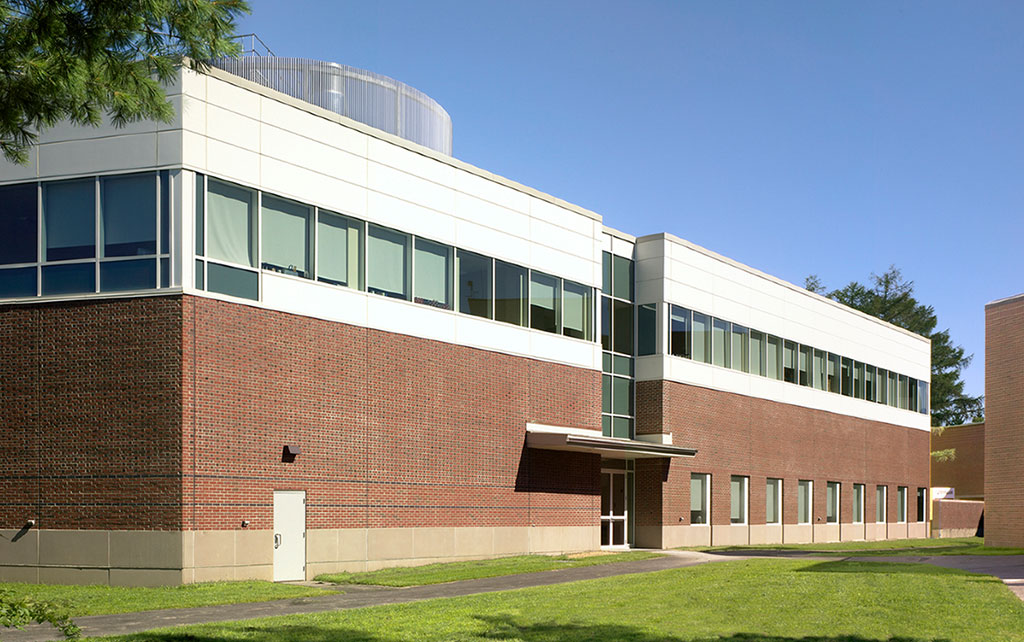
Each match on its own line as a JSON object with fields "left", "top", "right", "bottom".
{"left": 687, "top": 536, "right": 1024, "bottom": 557}
{"left": 93, "top": 559, "right": 1024, "bottom": 641}
{"left": 0, "top": 580, "right": 331, "bottom": 617}
{"left": 315, "top": 551, "right": 663, "bottom": 587}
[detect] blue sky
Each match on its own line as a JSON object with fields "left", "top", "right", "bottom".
{"left": 238, "top": 1, "right": 1024, "bottom": 400}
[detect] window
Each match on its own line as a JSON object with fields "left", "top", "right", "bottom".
{"left": 0, "top": 267, "right": 36, "bottom": 298}
{"left": 494, "top": 260, "right": 527, "bottom": 326}
{"left": 827, "top": 353, "right": 840, "bottom": 393}
{"left": 670, "top": 305, "right": 691, "bottom": 359}
{"left": 636, "top": 303, "right": 656, "bottom": 354}
{"left": 798, "top": 345, "right": 811, "bottom": 386}
{"left": 854, "top": 362, "right": 865, "bottom": 399}
{"left": 367, "top": 224, "right": 410, "bottom": 300}
{"left": 563, "top": 280, "right": 592, "bottom": 340}
{"left": 195, "top": 173, "right": 205, "bottom": 256}
{"left": 841, "top": 357, "right": 853, "bottom": 396}
{"left": 101, "top": 174, "right": 156, "bottom": 258}
{"left": 730, "top": 324, "right": 749, "bottom": 372}
{"left": 101, "top": 259, "right": 156, "bottom": 292}
{"left": 317, "top": 210, "right": 363, "bottom": 289}
{"left": 783, "top": 340, "right": 797, "bottom": 383}
{"left": 766, "top": 478, "right": 781, "bottom": 525}
{"left": 865, "top": 365, "right": 876, "bottom": 402}
{"left": 261, "top": 194, "right": 311, "bottom": 277}
{"left": 530, "top": 270, "right": 560, "bottom": 333}
{"left": 612, "top": 254, "right": 633, "bottom": 301}
{"left": 611, "top": 376, "right": 632, "bottom": 418}
{"left": 876, "top": 368, "right": 888, "bottom": 405}
{"left": 766, "top": 335, "right": 782, "bottom": 380}
{"left": 908, "top": 377, "right": 918, "bottom": 412}
{"left": 457, "top": 249, "right": 491, "bottom": 317}
{"left": 813, "top": 349, "right": 826, "bottom": 390}
{"left": 42, "top": 263, "right": 94, "bottom": 295}
{"left": 876, "top": 485, "right": 887, "bottom": 523}
{"left": 750, "top": 330, "right": 765, "bottom": 376}
{"left": 692, "top": 312, "right": 711, "bottom": 364}
{"left": 413, "top": 238, "right": 452, "bottom": 309}
{"left": 798, "top": 480, "right": 812, "bottom": 524}
{"left": 612, "top": 299, "right": 633, "bottom": 354}
{"left": 730, "top": 476, "right": 748, "bottom": 524}
{"left": 888, "top": 371, "right": 899, "bottom": 407}
{"left": 690, "top": 473, "right": 709, "bottom": 524}
{"left": 917, "top": 380, "right": 929, "bottom": 414}
{"left": 826, "top": 482, "right": 840, "bottom": 524}
{"left": 897, "top": 486, "right": 907, "bottom": 523}
{"left": 600, "top": 297, "right": 612, "bottom": 351}
{"left": 712, "top": 318, "right": 730, "bottom": 368}
{"left": 45, "top": 179, "right": 95, "bottom": 262}
{"left": 207, "top": 262, "right": 257, "bottom": 300}
{"left": 206, "top": 179, "right": 256, "bottom": 268}
{"left": 853, "top": 483, "right": 865, "bottom": 524}
{"left": 0, "top": 183, "right": 38, "bottom": 266}
{"left": 917, "top": 487, "right": 927, "bottom": 522}
{"left": 601, "top": 251, "right": 612, "bottom": 294}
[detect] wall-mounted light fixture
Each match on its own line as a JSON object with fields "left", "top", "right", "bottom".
{"left": 282, "top": 445, "right": 301, "bottom": 463}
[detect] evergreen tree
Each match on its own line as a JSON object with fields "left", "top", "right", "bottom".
{"left": 806, "top": 266, "right": 983, "bottom": 428}
{"left": 0, "top": 0, "right": 250, "bottom": 164}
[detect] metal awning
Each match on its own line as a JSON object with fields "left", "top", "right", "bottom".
{"left": 526, "top": 424, "right": 697, "bottom": 460}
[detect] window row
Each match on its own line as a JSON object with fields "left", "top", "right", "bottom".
{"left": 690, "top": 474, "right": 926, "bottom": 526}
{"left": 663, "top": 304, "right": 929, "bottom": 415}
{"left": 0, "top": 174, "right": 172, "bottom": 297}
{"left": 194, "top": 175, "right": 594, "bottom": 340}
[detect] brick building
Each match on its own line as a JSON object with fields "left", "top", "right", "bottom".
{"left": 985, "top": 293, "right": 1024, "bottom": 547}
{"left": 931, "top": 422, "right": 985, "bottom": 500}
{"left": 0, "top": 60, "right": 931, "bottom": 585}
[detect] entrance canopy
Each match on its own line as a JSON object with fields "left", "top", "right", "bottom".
{"left": 526, "top": 423, "right": 696, "bottom": 460}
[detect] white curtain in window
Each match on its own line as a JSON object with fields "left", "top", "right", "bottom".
{"left": 262, "top": 197, "right": 309, "bottom": 273}
{"left": 414, "top": 239, "right": 450, "bottom": 306}
{"left": 563, "top": 281, "right": 587, "bottom": 335}
{"left": 317, "top": 213, "right": 351, "bottom": 284}
{"left": 207, "top": 181, "right": 254, "bottom": 267}
{"left": 530, "top": 273, "right": 557, "bottom": 312}
{"left": 368, "top": 226, "right": 408, "bottom": 296}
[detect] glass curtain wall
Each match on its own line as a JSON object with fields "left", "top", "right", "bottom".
{"left": 601, "top": 251, "right": 635, "bottom": 439}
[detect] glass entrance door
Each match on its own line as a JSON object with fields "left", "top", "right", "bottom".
{"left": 601, "top": 470, "right": 628, "bottom": 547}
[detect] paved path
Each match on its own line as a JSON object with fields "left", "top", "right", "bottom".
{"left": 3, "top": 552, "right": 715, "bottom": 641}
{"left": 6, "top": 551, "right": 1023, "bottom": 640}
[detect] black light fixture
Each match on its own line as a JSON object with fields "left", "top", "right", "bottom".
{"left": 282, "top": 444, "right": 301, "bottom": 462}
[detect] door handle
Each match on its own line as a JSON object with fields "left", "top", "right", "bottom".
{"left": 274, "top": 533, "right": 282, "bottom": 549}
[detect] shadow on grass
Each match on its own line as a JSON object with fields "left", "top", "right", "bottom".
{"left": 116, "top": 618, "right": 954, "bottom": 642}
{"left": 796, "top": 560, "right": 977, "bottom": 577}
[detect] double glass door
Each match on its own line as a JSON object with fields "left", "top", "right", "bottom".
{"left": 601, "top": 469, "right": 628, "bottom": 547}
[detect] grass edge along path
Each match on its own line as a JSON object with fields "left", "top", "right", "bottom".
{"left": 685, "top": 536, "right": 1024, "bottom": 557}
{"left": 315, "top": 551, "right": 665, "bottom": 586}
{"left": 0, "top": 580, "right": 331, "bottom": 617}
{"left": 92, "top": 559, "right": 1024, "bottom": 642}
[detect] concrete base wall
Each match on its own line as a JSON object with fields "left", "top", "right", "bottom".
{"left": 1, "top": 526, "right": 599, "bottom": 586}
{"left": 642, "top": 522, "right": 928, "bottom": 549}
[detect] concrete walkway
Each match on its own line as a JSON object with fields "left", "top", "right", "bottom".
{"left": 5, "top": 551, "right": 1023, "bottom": 641}
{"left": 3, "top": 552, "right": 715, "bottom": 642}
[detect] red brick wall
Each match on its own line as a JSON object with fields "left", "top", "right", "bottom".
{"left": 932, "top": 499, "right": 984, "bottom": 536}
{"left": 182, "top": 296, "right": 602, "bottom": 532}
{"left": 0, "top": 296, "right": 184, "bottom": 530}
{"left": 931, "top": 422, "right": 985, "bottom": 499}
{"left": 985, "top": 294, "right": 1024, "bottom": 546}
{"left": 636, "top": 380, "right": 930, "bottom": 528}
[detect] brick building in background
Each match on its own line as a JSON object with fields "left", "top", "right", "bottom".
{"left": 985, "top": 293, "right": 1024, "bottom": 547}
{"left": 931, "top": 422, "right": 985, "bottom": 500}
{"left": 0, "top": 58, "right": 931, "bottom": 585}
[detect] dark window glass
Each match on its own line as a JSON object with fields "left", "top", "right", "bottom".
{"left": 102, "top": 174, "right": 156, "bottom": 257}
{"left": 45, "top": 179, "right": 95, "bottom": 261}
{"left": 865, "top": 365, "right": 876, "bottom": 402}
{"left": 458, "top": 250, "right": 492, "bottom": 318}
{"left": 207, "top": 262, "right": 258, "bottom": 300}
{"left": 601, "top": 251, "right": 612, "bottom": 295}
{"left": 877, "top": 368, "right": 888, "bottom": 404}
{"left": 101, "top": 259, "right": 156, "bottom": 292}
{"left": 782, "top": 340, "right": 797, "bottom": 383}
{"left": 195, "top": 173, "right": 204, "bottom": 256}
{"left": 195, "top": 259, "right": 205, "bottom": 290}
{"left": 611, "top": 376, "right": 632, "bottom": 415}
{"left": 0, "top": 267, "right": 36, "bottom": 298}
{"left": 159, "top": 170, "right": 170, "bottom": 254}
{"left": 0, "top": 183, "right": 38, "bottom": 265}
{"left": 612, "top": 254, "right": 634, "bottom": 301}
{"left": 918, "top": 380, "right": 929, "bottom": 414}
{"left": 766, "top": 335, "right": 781, "bottom": 379}
{"left": 612, "top": 299, "right": 633, "bottom": 355}
{"left": 908, "top": 377, "right": 918, "bottom": 412}
{"left": 611, "top": 416, "right": 631, "bottom": 439}
{"left": 841, "top": 357, "right": 853, "bottom": 396}
{"left": 750, "top": 330, "right": 765, "bottom": 376}
{"left": 529, "top": 271, "right": 560, "bottom": 333}
{"left": 601, "top": 375, "right": 611, "bottom": 413}
{"left": 42, "top": 263, "right": 94, "bottom": 295}
{"left": 160, "top": 257, "right": 169, "bottom": 288}
{"left": 670, "top": 305, "right": 691, "bottom": 358}
{"left": 916, "top": 487, "right": 927, "bottom": 521}
{"left": 731, "top": 324, "right": 750, "bottom": 373}
{"left": 637, "top": 303, "right": 656, "bottom": 355}
{"left": 798, "top": 345, "right": 811, "bottom": 386}
{"left": 600, "top": 296, "right": 612, "bottom": 351}
{"left": 495, "top": 260, "right": 527, "bottom": 326}
{"left": 828, "top": 353, "right": 841, "bottom": 393}
{"left": 854, "top": 362, "right": 865, "bottom": 399}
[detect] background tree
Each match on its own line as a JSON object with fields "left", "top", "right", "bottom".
{"left": 0, "top": 0, "right": 250, "bottom": 164}
{"left": 805, "top": 266, "right": 984, "bottom": 434}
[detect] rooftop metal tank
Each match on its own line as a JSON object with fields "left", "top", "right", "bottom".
{"left": 209, "top": 56, "right": 453, "bottom": 156}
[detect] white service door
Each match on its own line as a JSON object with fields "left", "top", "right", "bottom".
{"left": 273, "top": 490, "right": 306, "bottom": 581}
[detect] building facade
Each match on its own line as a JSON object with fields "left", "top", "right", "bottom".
{"left": 0, "top": 63, "right": 931, "bottom": 585}
{"left": 984, "top": 293, "right": 1024, "bottom": 547}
